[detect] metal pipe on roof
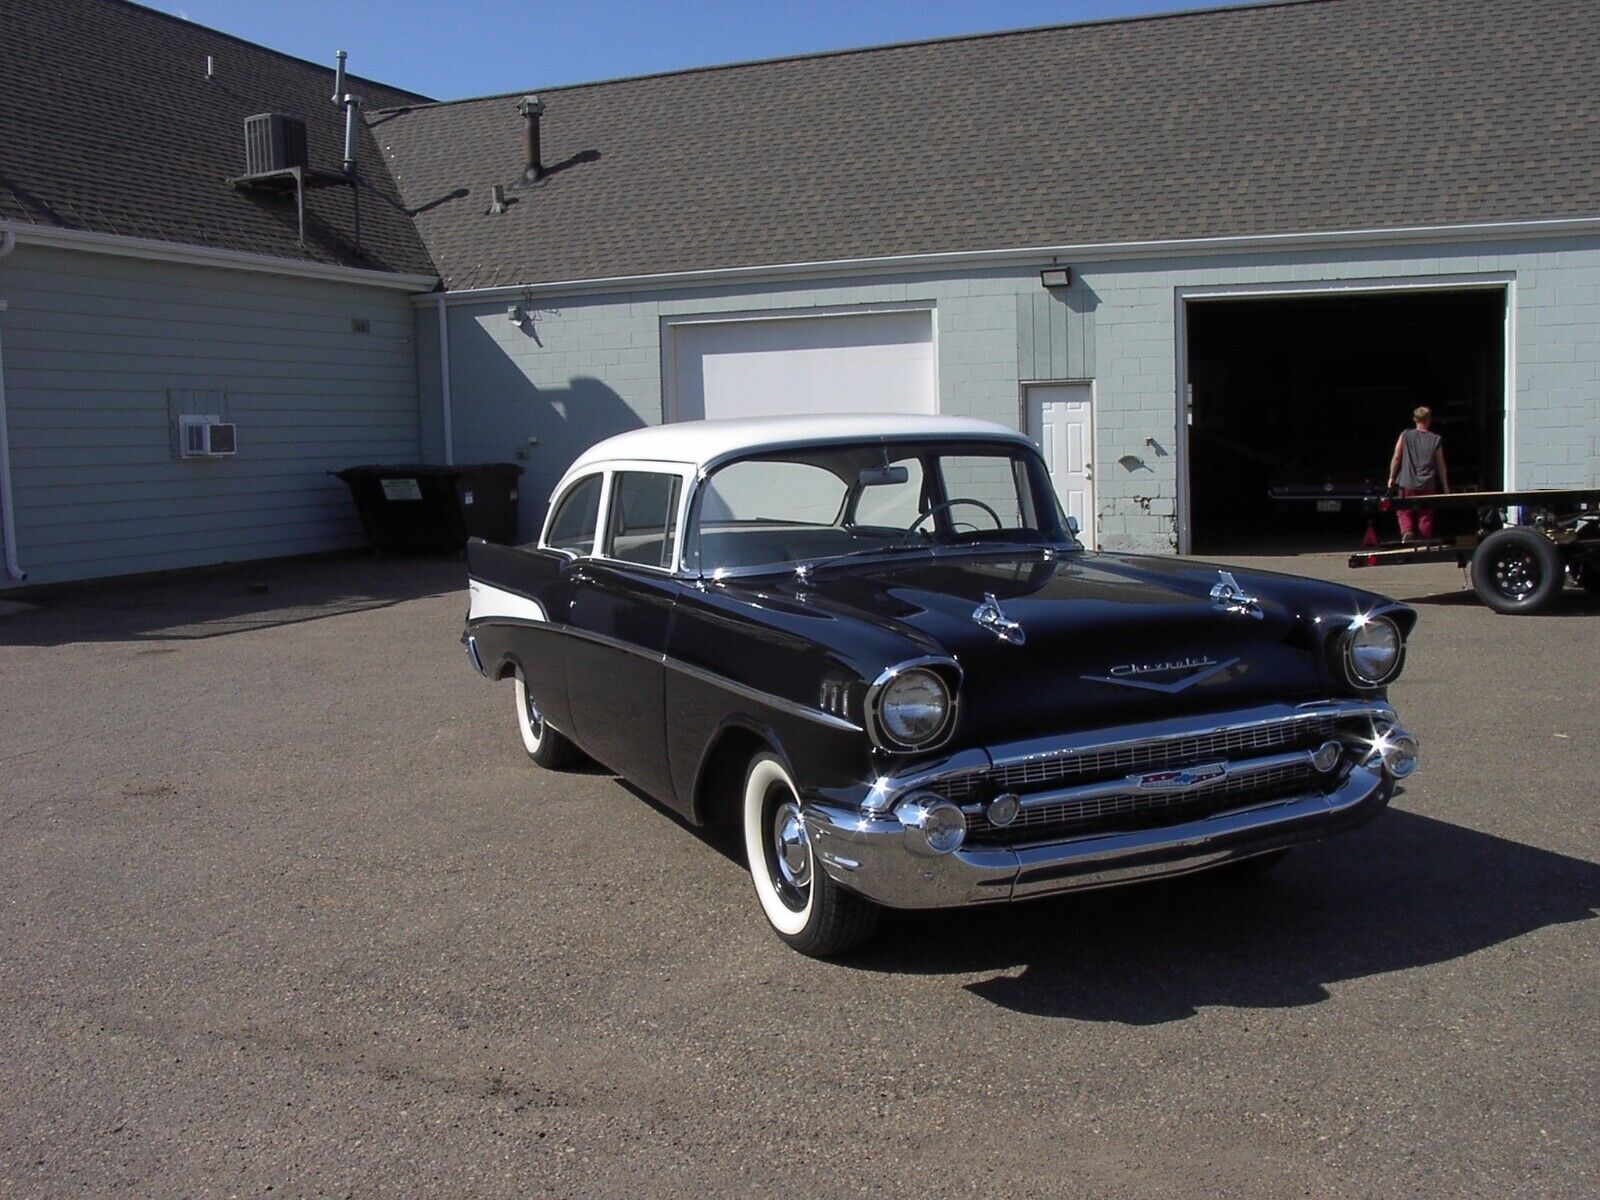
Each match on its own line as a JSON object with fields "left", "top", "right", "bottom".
{"left": 341, "top": 93, "right": 362, "bottom": 175}
{"left": 518, "top": 95, "right": 545, "bottom": 182}
{"left": 332, "top": 50, "right": 347, "bottom": 105}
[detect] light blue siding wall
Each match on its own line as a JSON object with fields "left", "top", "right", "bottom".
{"left": 429, "top": 234, "right": 1598, "bottom": 552}
{"left": 0, "top": 245, "right": 421, "bottom": 585}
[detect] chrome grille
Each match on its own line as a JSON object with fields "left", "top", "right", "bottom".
{"left": 934, "top": 715, "right": 1337, "bottom": 802}
{"left": 966, "top": 761, "right": 1319, "bottom": 842}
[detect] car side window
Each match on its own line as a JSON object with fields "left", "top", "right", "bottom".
{"left": 545, "top": 474, "right": 603, "bottom": 555}
{"left": 605, "top": 471, "right": 683, "bottom": 569}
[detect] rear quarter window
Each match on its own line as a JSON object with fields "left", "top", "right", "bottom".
{"left": 545, "top": 474, "right": 603, "bottom": 554}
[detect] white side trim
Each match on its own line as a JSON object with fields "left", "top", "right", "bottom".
{"left": 468, "top": 580, "right": 547, "bottom": 623}
{"left": 1, "top": 221, "right": 439, "bottom": 292}
{"left": 418, "top": 216, "right": 1600, "bottom": 306}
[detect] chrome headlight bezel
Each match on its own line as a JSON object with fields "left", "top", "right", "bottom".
{"left": 1341, "top": 615, "right": 1405, "bottom": 688}
{"left": 866, "top": 659, "right": 960, "bottom": 752}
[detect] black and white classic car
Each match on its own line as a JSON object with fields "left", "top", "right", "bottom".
{"left": 463, "top": 415, "right": 1419, "bottom": 956}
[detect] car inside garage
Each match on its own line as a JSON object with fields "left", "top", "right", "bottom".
{"left": 1185, "top": 288, "right": 1505, "bottom": 553}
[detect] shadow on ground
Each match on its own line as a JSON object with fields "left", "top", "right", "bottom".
{"left": 0, "top": 552, "right": 467, "bottom": 646}
{"left": 843, "top": 809, "right": 1600, "bottom": 1024}
{"left": 1408, "top": 586, "right": 1600, "bottom": 615}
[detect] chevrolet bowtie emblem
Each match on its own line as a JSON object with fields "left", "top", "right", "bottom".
{"left": 1130, "top": 762, "right": 1229, "bottom": 791}
{"left": 971, "top": 592, "right": 1025, "bottom": 645}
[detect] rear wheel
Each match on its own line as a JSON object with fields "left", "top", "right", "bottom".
{"left": 742, "top": 751, "right": 879, "bottom": 957}
{"left": 513, "top": 666, "right": 580, "bottom": 769}
{"left": 1471, "top": 528, "right": 1563, "bottom": 614}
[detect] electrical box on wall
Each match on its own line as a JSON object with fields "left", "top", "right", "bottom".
{"left": 178, "top": 415, "right": 237, "bottom": 458}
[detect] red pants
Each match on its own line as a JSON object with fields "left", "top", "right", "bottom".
{"left": 1396, "top": 487, "right": 1436, "bottom": 540}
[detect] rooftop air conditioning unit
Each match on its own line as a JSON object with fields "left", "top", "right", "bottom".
{"left": 244, "top": 112, "right": 308, "bottom": 175}
{"left": 179, "top": 415, "right": 237, "bottom": 458}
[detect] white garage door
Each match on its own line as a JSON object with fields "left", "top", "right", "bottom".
{"left": 669, "top": 310, "right": 937, "bottom": 422}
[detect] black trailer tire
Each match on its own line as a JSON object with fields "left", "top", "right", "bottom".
{"left": 1471, "top": 528, "right": 1563, "bottom": 614}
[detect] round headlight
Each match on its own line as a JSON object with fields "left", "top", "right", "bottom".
{"left": 1345, "top": 616, "right": 1403, "bottom": 686}
{"left": 876, "top": 668, "right": 951, "bottom": 747}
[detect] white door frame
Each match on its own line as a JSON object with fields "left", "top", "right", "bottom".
{"left": 1022, "top": 378, "right": 1096, "bottom": 549}
{"left": 659, "top": 301, "right": 939, "bottom": 423}
{"left": 1173, "top": 272, "right": 1516, "bottom": 555}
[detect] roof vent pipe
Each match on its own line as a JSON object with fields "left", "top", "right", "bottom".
{"left": 341, "top": 93, "right": 363, "bottom": 176}
{"left": 518, "top": 95, "right": 545, "bottom": 182}
{"left": 332, "top": 50, "right": 347, "bottom": 105}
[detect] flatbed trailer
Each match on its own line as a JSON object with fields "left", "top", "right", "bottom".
{"left": 1348, "top": 487, "right": 1600, "bottom": 614}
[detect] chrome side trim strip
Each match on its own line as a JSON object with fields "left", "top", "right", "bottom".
{"left": 467, "top": 596, "right": 863, "bottom": 732}
{"left": 665, "top": 657, "right": 863, "bottom": 733}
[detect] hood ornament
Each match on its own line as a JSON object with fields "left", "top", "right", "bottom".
{"left": 972, "top": 592, "right": 1025, "bottom": 645}
{"left": 1210, "top": 570, "right": 1264, "bottom": 619}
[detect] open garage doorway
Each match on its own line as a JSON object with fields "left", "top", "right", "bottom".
{"left": 1183, "top": 287, "right": 1506, "bottom": 554}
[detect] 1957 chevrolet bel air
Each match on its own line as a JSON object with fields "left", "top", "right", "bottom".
{"left": 463, "top": 414, "right": 1419, "bottom": 956}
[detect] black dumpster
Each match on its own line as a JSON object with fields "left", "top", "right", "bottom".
{"left": 333, "top": 463, "right": 524, "bottom": 552}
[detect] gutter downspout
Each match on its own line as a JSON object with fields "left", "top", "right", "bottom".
{"left": 0, "top": 254, "right": 27, "bottom": 579}
{"left": 435, "top": 294, "right": 454, "bottom": 464}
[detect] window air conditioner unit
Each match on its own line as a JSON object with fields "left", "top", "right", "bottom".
{"left": 178, "top": 415, "right": 237, "bottom": 458}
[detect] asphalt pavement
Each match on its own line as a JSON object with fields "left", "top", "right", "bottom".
{"left": 1, "top": 550, "right": 1596, "bottom": 1198}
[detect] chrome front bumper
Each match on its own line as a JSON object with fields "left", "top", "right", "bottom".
{"left": 802, "top": 700, "right": 1413, "bottom": 910}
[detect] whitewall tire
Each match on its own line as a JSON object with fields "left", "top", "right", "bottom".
{"left": 742, "top": 751, "right": 878, "bottom": 956}
{"left": 513, "top": 666, "right": 580, "bottom": 769}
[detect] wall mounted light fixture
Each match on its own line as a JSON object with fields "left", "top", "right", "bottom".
{"left": 1040, "top": 267, "right": 1072, "bottom": 289}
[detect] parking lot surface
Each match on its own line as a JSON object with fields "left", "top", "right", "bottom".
{"left": 2, "top": 551, "right": 1597, "bottom": 1198}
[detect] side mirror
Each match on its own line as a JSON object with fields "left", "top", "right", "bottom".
{"left": 1065, "top": 515, "right": 1081, "bottom": 536}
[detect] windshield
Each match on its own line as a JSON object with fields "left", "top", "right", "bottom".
{"left": 689, "top": 439, "right": 1075, "bottom": 573}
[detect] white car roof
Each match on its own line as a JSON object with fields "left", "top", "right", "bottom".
{"left": 560, "top": 414, "right": 1035, "bottom": 483}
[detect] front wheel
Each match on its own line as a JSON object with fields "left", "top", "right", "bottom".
{"left": 513, "top": 666, "right": 581, "bottom": 769}
{"left": 742, "top": 752, "right": 879, "bottom": 957}
{"left": 1471, "top": 528, "right": 1563, "bottom": 614}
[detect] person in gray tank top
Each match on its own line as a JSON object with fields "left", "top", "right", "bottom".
{"left": 1387, "top": 406, "right": 1451, "bottom": 541}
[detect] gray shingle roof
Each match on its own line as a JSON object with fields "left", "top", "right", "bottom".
{"left": 0, "top": 0, "right": 437, "bottom": 277}
{"left": 373, "top": 0, "right": 1600, "bottom": 292}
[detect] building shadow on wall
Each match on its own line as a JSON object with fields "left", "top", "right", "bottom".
{"left": 851, "top": 807, "right": 1600, "bottom": 1024}
{"left": 450, "top": 317, "right": 647, "bottom": 532}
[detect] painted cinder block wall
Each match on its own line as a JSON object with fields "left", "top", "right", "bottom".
{"left": 0, "top": 245, "right": 421, "bottom": 585}
{"left": 420, "top": 233, "right": 1599, "bottom": 553}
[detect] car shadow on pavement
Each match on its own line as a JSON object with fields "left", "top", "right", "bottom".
{"left": 0, "top": 553, "right": 467, "bottom": 645}
{"left": 854, "top": 809, "right": 1600, "bottom": 1025}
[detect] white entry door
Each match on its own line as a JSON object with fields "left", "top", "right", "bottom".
{"left": 1027, "top": 383, "right": 1095, "bottom": 549}
{"left": 668, "top": 310, "right": 937, "bottom": 421}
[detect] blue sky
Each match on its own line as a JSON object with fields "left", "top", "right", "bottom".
{"left": 143, "top": 0, "right": 1236, "bottom": 100}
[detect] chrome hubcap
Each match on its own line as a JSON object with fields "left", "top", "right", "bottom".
{"left": 522, "top": 687, "right": 543, "bottom": 736}
{"left": 772, "top": 801, "right": 811, "bottom": 892}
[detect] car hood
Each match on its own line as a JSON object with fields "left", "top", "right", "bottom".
{"left": 731, "top": 549, "right": 1394, "bottom": 744}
